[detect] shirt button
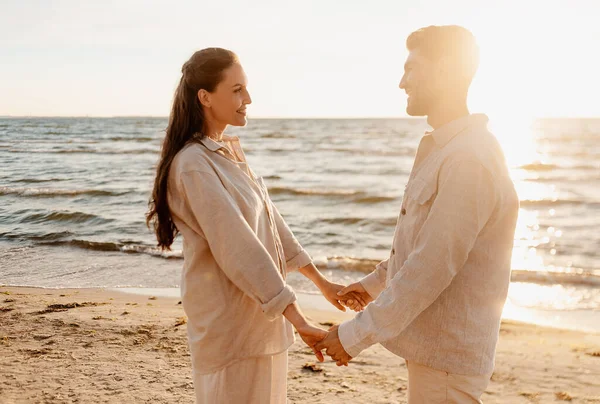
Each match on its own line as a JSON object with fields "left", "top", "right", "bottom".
{"left": 401, "top": 208, "right": 407, "bottom": 215}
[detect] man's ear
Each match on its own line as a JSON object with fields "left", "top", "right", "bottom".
{"left": 436, "top": 56, "right": 452, "bottom": 78}
{"left": 198, "top": 89, "right": 211, "bottom": 108}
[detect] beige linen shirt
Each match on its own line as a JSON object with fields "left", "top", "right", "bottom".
{"left": 167, "top": 134, "right": 312, "bottom": 375}
{"left": 338, "top": 114, "right": 519, "bottom": 376}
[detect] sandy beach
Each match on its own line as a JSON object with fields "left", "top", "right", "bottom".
{"left": 1, "top": 286, "right": 600, "bottom": 404}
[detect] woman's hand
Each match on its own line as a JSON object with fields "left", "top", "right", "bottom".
{"left": 318, "top": 280, "right": 367, "bottom": 312}
{"left": 296, "top": 263, "right": 367, "bottom": 312}
{"left": 336, "top": 282, "right": 374, "bottom": 310}
{"left": 296, "top": 324, "right": 328, "bottom": 362}
{"left": 283, "top": 302, "right": 327, "bottom": 361}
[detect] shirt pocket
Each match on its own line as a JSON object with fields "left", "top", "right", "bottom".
{"left": 407, "top": 177, "right": 437, "bottom": 205}
{"left": 399, "top": 177, "right": 437, "bottom": 244}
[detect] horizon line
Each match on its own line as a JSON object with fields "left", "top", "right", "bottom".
{"left": 0, "top": 114, "right": 419, "bottom": 120}
{"left": 1, "top": 115, "right": 599, "bottom": 120}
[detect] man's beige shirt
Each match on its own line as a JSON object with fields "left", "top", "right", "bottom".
{"left": 338, "top": 114, "right": 520, "bottom": 376}
{"left": 167, "top": 135, "right": 311, "bottom": 375}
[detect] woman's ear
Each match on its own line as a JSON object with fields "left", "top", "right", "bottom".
{"left": 198, "top": 89, "right": 211, "bottom": 108}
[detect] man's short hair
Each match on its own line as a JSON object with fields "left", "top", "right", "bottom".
{"left": 407, "top": 25, "right": 480, "bottom": 82}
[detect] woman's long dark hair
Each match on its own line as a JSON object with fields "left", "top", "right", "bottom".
{"left": 146, "top": 48, "right": 238, "bottom": 250}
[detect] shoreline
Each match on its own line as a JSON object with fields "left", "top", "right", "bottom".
{"left": 3, "top": 284, "right": 600, "bottom": 334}
{"left": 1, "top": 286, "right": 600, "bottom": 403}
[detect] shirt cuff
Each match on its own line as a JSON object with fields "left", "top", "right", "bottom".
{"left": 360, "top": 267, "right": 386, "bottom": 300}
{"left": 285, "top": 249, "right": 312, "bottom": 272}
{"left": 338, "top": 317, "right": 376, "bottom": 358}
{"left": 260, "top": 284, "right": 297, "bottom": 320}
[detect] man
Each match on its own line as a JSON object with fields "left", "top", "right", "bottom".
{"left": 316, "top": 25, "right": 519, "bottom": 403}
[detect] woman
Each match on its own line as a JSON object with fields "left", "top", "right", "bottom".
{"left": 146, "top": 48, "right": 362, "bottom": 403}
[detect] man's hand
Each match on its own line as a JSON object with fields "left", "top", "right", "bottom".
{"left": 315, "top": 325, "right": 352, "bottom": 366}
{"left": 297, "top": 263, "right": 365, "bottom": 312}
{"left": 296, "top": 324, "right": 328, "bottom": 362}
{"left": 336, "top": 282, "right": 374, "bottom": 310}
{"left": 318, "top": 280, "right": 366, "bottom": 312}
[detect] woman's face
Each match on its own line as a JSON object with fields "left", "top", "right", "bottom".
{"left": 200, "top": 63, "right": 252, "bottom": 128}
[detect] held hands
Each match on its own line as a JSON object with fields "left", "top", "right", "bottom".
{"left": 311, "top": 281, "right": 372, "bottom": 366}
{"left": 294, "top": 264, "right": 370, "bottom": 364}
{"left": 335, "top": 282, "right": 374, "bottom": 311}
{"left": 315, "top": 325, "right": 352, "bottom": 366}
{"left": 296, "top": 323, "right": 328, "bottom": 362}
{"left": 318, "top": 280, "right": 368, "bottom": 313}
{"left": 297, "top": 323, "right": 353, "bottom": 366}
{"left": 297, "top": 263, "right": 368, "bottom": 313}
{"left": 284, "top": 302, "right": 328, "bottom": 362}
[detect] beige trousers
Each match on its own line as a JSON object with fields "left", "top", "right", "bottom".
{"left": 193, "top": 350, "right": 288, "bottom": 404}
{"left": 407, "top": 360, "right": 491, "bottom": 404}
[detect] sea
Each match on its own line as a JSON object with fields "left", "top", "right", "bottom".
{"left": 1, "top": 117, "right": 599, "bottom": 331}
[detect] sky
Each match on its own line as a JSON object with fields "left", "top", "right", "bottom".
{"left": 1, "top": 0, "right": 599, "bottom": 118}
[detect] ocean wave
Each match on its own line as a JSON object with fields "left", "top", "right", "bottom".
{"left": 511, "top": 269, "right": 600, "bottom": 287}
{"left": 321, "top": 217, "right": 364, "bottom": 225}
{"left": 260, "top": 132, "right": 296, "bottom": 139}
{"left": 0, "top": 230, "right": 74, "bottom": 242}
{"left": 108, "top": 136, "right": 156, "bottom": 142}
{"left": 119, "top": 243, "right": 182, "bottom": 259}
{"left": 313, "top": 256, "right": 382, "bottom": 273}
{"left": 320, "top": 217, "right": 397, "bottom": 226}
{"left": 42, "top": 130, "right": 71, "bottom": 135}
{"left": 567, "top": 164, "right": 599, "bottom": 170}
{"left": 7, "top": 228, "right": 600, "bottom": 289}
{"left": 518, "top": 162, "right": 559, "bottom": 171}
{"left": 539, "top": 133, "right": 599, "bottom": 143}
{"left": 268, "top": 187, "right": 397, "bottom": 203}
{"left": 40, "top": 239, "right": 121, "bottom": 252}
{"left": 313, "top": 257, "right": 600, "bottom": 288}
{"left": 0, "top": 186, "right": 129, "bottom": 198}
{"left": 519, "top": 199, "right": 600, "bottom": 208}
{"left": 264, "top": 148, "right": 295, "bottom": 153}
{"left": 322, "top": 147, "right": 415, "bottom": 157}
{"left": 19, "top": 210, "right": 112, "bottom": 225}
{"left": 10, "top": 178, "right": 66, "bottom": 184}
{"left": 38, "top": 239, "right": 183, "bottom": 259}
{"left": 6, "top": 148, "right": 157, "bottom": 155}
{"left": 268, "top": 187, "right": 364, "bottom": 197}
{"left": 518, "top": 162, "right": 598, "bottom": 172}
{"left": 318, "top": 259, "right": 600, "bottom": 288}
{"left": 525, "top": 174, "right": 600, "bottom": 183}
{"left": 54, "top": 149, "right": 157, "bottom": 155}
{"left": 354, "top": 195, "right": 397, "bottom": 204}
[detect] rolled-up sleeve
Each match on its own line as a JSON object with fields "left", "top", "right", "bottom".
{"left": 271, "top": 203, "right": 312, "bottom": 271}
{"left": 180, "top": 170, "right": 296, "bottom": 320}
{"left": 339, "top": 159, "right": 497, "bottom": 357}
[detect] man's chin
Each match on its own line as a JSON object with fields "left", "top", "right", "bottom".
{"left": 406, "top": 105, "right": 427, "bottom": 117}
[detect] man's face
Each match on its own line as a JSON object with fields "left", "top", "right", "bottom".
{"left": 399, "top": 49, "right": 441, "bottom": 117}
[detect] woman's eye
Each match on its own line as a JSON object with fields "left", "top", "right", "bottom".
{"left": 234, "top": 88, "right": 242, "bottom": 93}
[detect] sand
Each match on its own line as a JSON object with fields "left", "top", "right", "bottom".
{"left": 1, "top": 286, "right": 600, "bottom": 404}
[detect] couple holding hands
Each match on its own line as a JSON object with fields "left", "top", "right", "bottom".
{"left": 147, "top": 25, "right": 519, "bottom": 404}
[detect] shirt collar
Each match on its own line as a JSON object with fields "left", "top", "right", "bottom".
{"left": 198, "top": 134, "right": 240, "bottom": 152}
{"left": 426, "top": 113, "right": 489, "bottom": 148}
